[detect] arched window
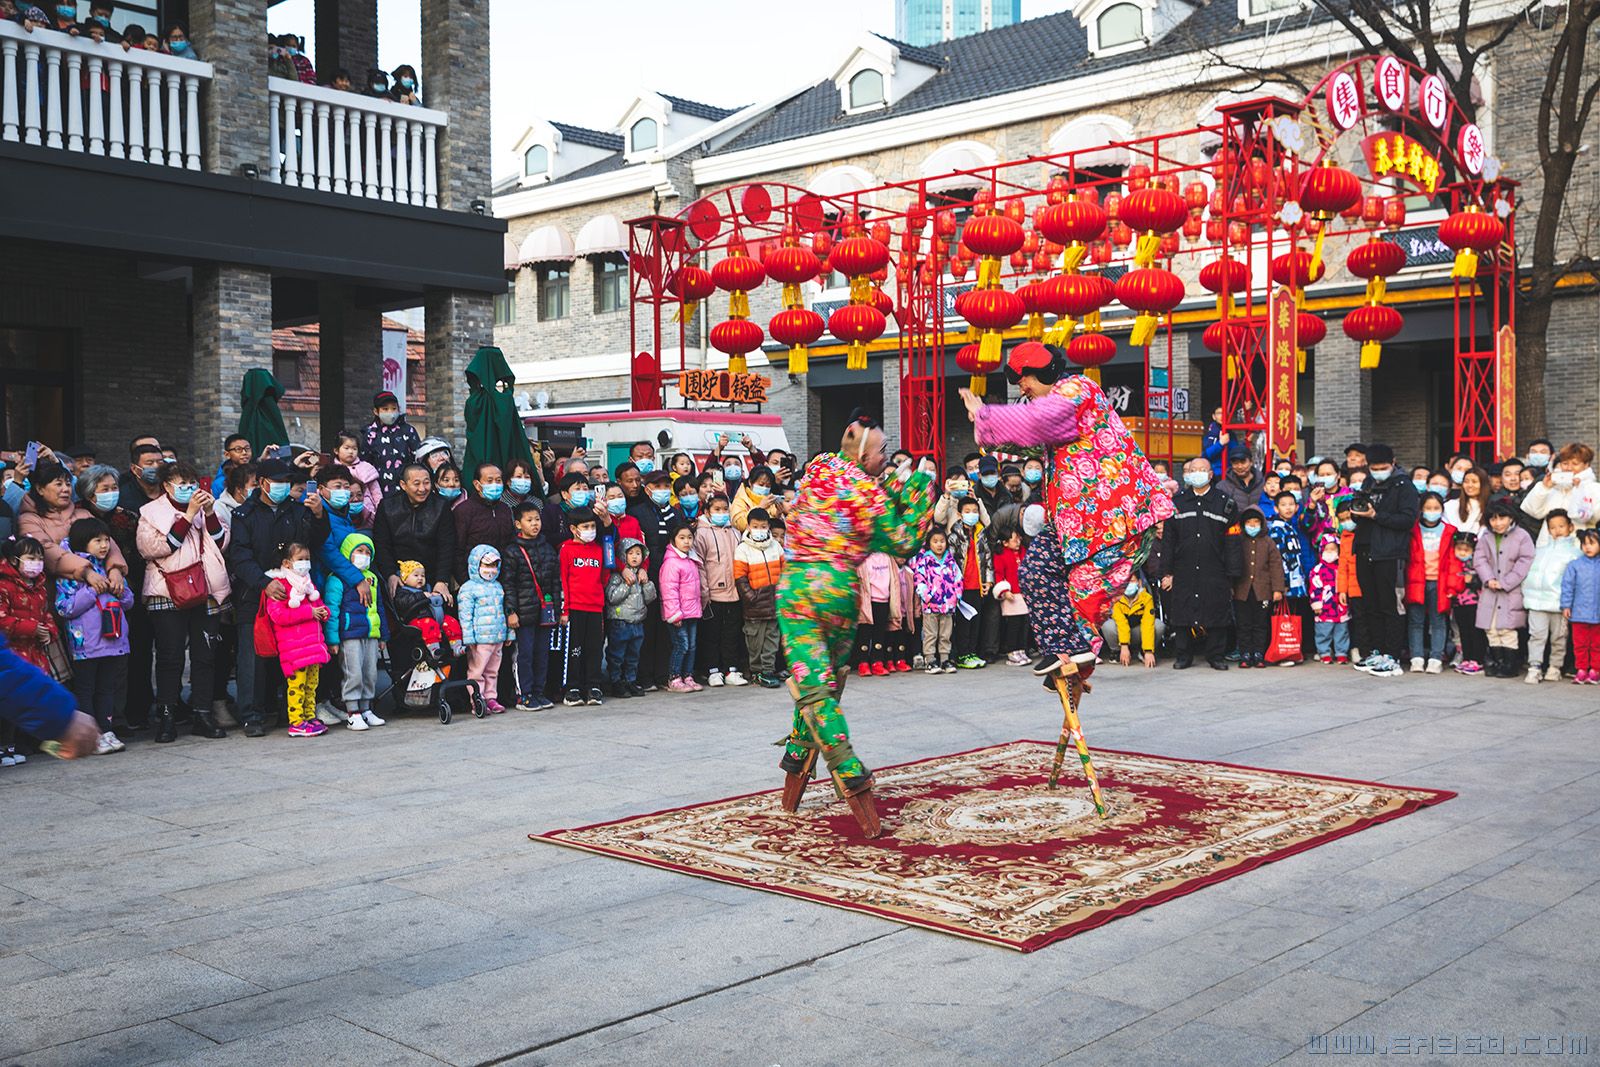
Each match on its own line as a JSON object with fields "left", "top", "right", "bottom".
{"left": 630, "top": 118, "right": 658, "bottom": 153}
{"left": 849, "top": 69, "right": 885, "bottom": 109}
{"left": 523, "top": 144, "right": 548, "bottom": 177}
{"left": 1096, "top": 3, "right": 1144, "bottom": 49}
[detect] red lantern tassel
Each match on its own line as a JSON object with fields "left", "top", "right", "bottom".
{"left": 789, "top": 345, "right": 808, "bottom": 374}
{"left": 1027, "top": 312, "right": 1044, "bottom": 341}
{"left": 847, "top": 340, "right": 867, "bottom": 371}
{"left": 1130, "top": 312, "right": 1159, "bottom": 348}
{"left": 969, "top": 374, "right": 987, "bottom": 396}
{"left": 978, "top": 330, "right": 1003, "bottom": 365}
{"left": 729, "top": 354, "right": 748, "bottom": 375}
{"left": 1360, "top": 341, "right": 1382, "bottom": 369}
{"left": 1451, "top": 250, "right": 1479, "bottom": 279}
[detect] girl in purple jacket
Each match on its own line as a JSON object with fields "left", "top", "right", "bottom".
{"left": 55, "top": 518, "right": 136, "bottom": 754}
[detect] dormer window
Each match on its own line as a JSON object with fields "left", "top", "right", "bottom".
{"left": 1096, "top": 3, "right": 1144, "bottom": 49}
{"left": 523, "top": 145, "right": 548, "bottom": 177}
{"left": 849, "top": 69, "right": 885, "bottom": 110}
{"left": 630, "top": 118, "right": 658, "bottom": 153}
{"left": 1240, "top": 0, "right": 1307, "bottom": 21}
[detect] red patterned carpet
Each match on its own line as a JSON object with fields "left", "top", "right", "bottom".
{"left": 530, "top": 741, "right": 1453, "bottom": 952}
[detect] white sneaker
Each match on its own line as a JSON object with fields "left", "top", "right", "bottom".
{"left": 1524, "top": 668, "right": 1541, "bottom": 685}
{"left": 707, "top": 671, "right": 725, "bottom": 688}
{"left": 1410, "top": 657, "right": 1425, "bottom": 672}
{"left": 0, "top": 754, "right": 13, "bottom": 767}
{"left": 9, "top": 750, "right": 25, "bottom": 765}
{"left": 1545, "top": 666, "right": 1564, "bottom": 682}
{"left": 1425, "top": 659, "right": 1443, "bottom": 674}
{"left": 361, "top": 709, "right": 386, "bottom": 727}
{"left": 315, "top": 701, "right": 349, "bottom": 726}
{"left": 724, "top": 670, "right": 749, "bottom": 687}
{"left": 1349, "top": 647, "right": 1362, "bottom": 664}
{"left": 104, "top": 731, "right": 125, "bottom": 752}
{"left": 347, "top": 714, "right": 369, "bottom": 731}
{"left": 96, "top": 732, "right": 117, "bottom": 755}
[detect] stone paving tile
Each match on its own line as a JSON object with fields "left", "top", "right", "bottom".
{"left": 1193, "top": 969, "right": 1389, "bottom": 1042}
{"left": 164, "top": 1015, "right": 450, "bottom": 1065}
{"left": 171, "top": 967, "right": 422, "bottom": 1043}
{"left": 13, "top": 1019, "right": 219, "bottom": 1067}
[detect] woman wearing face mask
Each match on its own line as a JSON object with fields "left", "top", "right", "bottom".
{"left": 1442, "top": 465, "right": 1491, "bottom": 536}
{"left": 389, "top": 64, "right": 421, "bottom": 106}
{"left": 163, "top": 21, "right": 197, "bottom": 59}
{"left": 599, "top": 484, "right": 644, "bottom": 570}
{"left": 730, "top": 465, "right": 784, "bottom": 532}
{"left": 1522, "top": 442, "right": 1600, "bottom": 544}
{"left": 451, "top": 463, "right": 514, "bottom": 584}
{"left": 1403, "top": 492, "right": 1464, "bottom": 674}
{"left": 19, "top": 460, "right": 130, "bottom": 593}
{"left": 501, "top": 458, "right": 542, "bottom": 514}
{"left": 135, "top": 461, "right": 231, "bottom": 742}
{"left": 432, "top": 462, "right": 464, "bottom": 507}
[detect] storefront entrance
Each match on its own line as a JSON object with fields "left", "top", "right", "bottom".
{"left": 0, "top": 327, "right": 77, "bottom": 450}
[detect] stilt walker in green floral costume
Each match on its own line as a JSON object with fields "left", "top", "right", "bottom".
{"left": 777, "top": 413, "right": 934, "bottom": 837}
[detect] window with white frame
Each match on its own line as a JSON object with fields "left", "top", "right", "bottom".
{"left": 494, "top": 284, "right": 516, "bottom": 326}
{"left": 1095, "top": 3, "right": 1145, "bottom": 50}
{"left": 849, "top": 69, "right": 885, "bottom": 110}
{"left": 1243, "top": 0, "right": 1303, "bottom": 18}
{"left": 594, "top": 255, "right": 627, "bottom": 313}
{"left": 538, "top": 268, "right": 570, "bottom": 321}
{"left": 630, "top": 118, "right": 658, "bottom": 153}
{"left": 523, "top": 145, "right": 549, "bottom": 178}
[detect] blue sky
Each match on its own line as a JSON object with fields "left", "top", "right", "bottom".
{"left": 268, "top": 0, "right": 1076, "bottom": 170}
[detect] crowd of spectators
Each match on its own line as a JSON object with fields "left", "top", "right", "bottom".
{"left": 1, "top": 0, "right": 193, "bottom": 56}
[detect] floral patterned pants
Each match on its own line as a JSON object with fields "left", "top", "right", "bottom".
{"left": 776, "top": 560, "right": 868, "bottom": 789}
{"left": 1023, "top": 524, "right": 1152, "bottom": 657}
{"left": 285, "top": 665, "right": 320, "bottom": 726}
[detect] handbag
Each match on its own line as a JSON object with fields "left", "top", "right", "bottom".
{"left": 1265, "top": 601, "right": 1303, "bottom": 663}
{"left": 162, "top": 559, "right": 209, "bottom": 611}
{"left": 518, "top": 546, "right": 557, "bottom": 627}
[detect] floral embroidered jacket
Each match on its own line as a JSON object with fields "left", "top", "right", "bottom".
{"left": 785, "top": 453, "right": 933, "bottom": 569}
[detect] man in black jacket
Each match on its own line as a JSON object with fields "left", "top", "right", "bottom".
{"left": 1217, "top": 443, "right": 1265, "bottom": 515}
{"left": 1152, "top": 457, "right": 1242, "bottom": 670}
{"left": 1349, "top": 442, "right": 1418, "bottom": 671}
{"left": 225, "top": 459, "right": 330, "bottom": 734}
{"left": 628, "top": 469, "right": 682, "bottom": 689}
{"left": 372, "top": 463, "right": 457, "bottom": 600}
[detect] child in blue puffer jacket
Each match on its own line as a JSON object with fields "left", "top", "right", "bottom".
{"left": 458, "top": 543, "right": 510, "bottom": 712}
{"left": 1561, "top": 528, "right": 1600, "bottom": 684}
{"left": 324, "top": 531, "right": 390, "bottom": 731}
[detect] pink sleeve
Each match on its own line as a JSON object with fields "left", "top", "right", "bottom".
{"left": 973, "top": 392, "right": 1081, "bottom": 448}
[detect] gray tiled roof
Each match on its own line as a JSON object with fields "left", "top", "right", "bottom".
{"left": 660, "top": 94, "right": 740, "bottom": 121}
{"left": 552, "top": 122, "right": 625, "bottom": 151}
{"left": 871, "top": 33, "right": 949, "bottom": 70}
{"left": 712, "top": 4, "right": 1316, "bottom": 156}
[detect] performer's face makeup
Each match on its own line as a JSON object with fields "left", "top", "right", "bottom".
{"left": 858, "top": 429, "right": 889, "bottom": 476}
{"left": 1017, "top": 374, "right": 1052, "bottom": 400}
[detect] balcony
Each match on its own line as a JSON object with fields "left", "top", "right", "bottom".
{"left": 0, "top": 20, "right": 210, "bottom": 168}
{"left": 267, "top": 76, "right": 444, "bottom": 207}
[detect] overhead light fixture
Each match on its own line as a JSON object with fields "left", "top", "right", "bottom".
{"left": 471, "top": 199, "right": 488, "bottom": 215}
{"left": 237, "top": 162, "right": 259, "bottom": 180}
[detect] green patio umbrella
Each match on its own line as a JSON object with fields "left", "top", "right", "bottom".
{"left": 237, "top": 368, "right": 290, "bottom": 456}
{"left": 462, "top": 345, "right": 533, "bottom": 477}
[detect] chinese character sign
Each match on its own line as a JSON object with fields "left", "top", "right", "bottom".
{"left": 1458, "top": 123, "right": 1486, "bottom": 176}
{"left": 1374, "top": 56, "right": 1408, "bottom": 111}
{"left": 1420, "top": 74, "right": 1449, "bottom": 129}
{"left": 1326, "top": 71, "right": 1362, "bottom": 130}
{"left": 1266, "top": 287, "right": 1298, "bottom": 457}
{"left": 677, "top": 369, "right": 770, "bottom": 405}
{"left": 1361, "top": 132, "right": 1441, "bottom": 195}
{"left": 1496, "top": 326, "right": 1517, "bottom": 460}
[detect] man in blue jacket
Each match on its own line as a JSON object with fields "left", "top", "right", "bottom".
{"left": 0, "top": 633, "right": 100, "bottom": 757}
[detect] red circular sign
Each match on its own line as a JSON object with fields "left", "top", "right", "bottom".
{"left": 658, "top": 226, "right": 687, "bottom": 254}
{"left": 687, "top": 199, "right": 722, "bottom": 242}
{"left": 740, "top": 185, "right": 773, "bottom": 224}
{"left": 791, "top": 193, "right": 826, "bottom": 234}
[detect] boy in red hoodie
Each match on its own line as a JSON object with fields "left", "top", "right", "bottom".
{"left": 558, "top": 511, "right": 607, "bottom": 706}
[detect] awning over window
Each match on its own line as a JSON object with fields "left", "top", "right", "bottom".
{"left": 517, "top": 224, "right": 575, "bottom": 266}
{"left": 574, "top": 213, "right": 630, "bottom": 257}
{"left": 807, "top": 164, "right": 880, "bottom": 210}
{"left": 1047, "top": 117, "right": 1135, "bottom": 168}
{"left": 920, "top": 141, "right": 999, "bottom": 191}
{"left": 503, "top": 234, "right": 521, "bottom": 271}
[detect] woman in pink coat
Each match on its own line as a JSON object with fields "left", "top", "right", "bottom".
{"left": 657, "top": 524, "right": 704, "bottom": 692}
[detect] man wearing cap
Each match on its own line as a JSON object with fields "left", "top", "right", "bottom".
{"left": 62, "top": 445, "right": 97, "bottom": 477}
{"left": 359, "top": 390, "right": 421, "bottom": 496}
{"left": 1343, "top": 443, "right": 1368, "bottom": 478}
{"left": 959, "top": 342, "right": 1172, "bottom": 678}
{"left": 1218, "top": 443, "right": 1265, "bottom": 514}
{"left": 224, "top": 457, "right": 331, "bottom": 735}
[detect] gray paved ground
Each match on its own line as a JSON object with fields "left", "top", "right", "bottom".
{"left": 1, "top": 661, "right": 1596, "bottom": 1066}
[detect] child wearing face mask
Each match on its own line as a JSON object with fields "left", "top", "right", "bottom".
{"left": 1104, "top": 576, "right": 1160, "bottom": 668}
{"left": 993, "top": 530, "right": 1032, "bottom": 666}
{"left": 1403, "top": 493, "right": 1462, "bottom": 674}
{"left": 734, "top": 507, "right": 786, "bottom": 686}
{"left": 659, "top": 523, "right": 706, "bottom": 693}
{"left": 333, "top": 432, "right": 382, "bottom": 526}
{"left": 933, "top": 467, "right": 987, "bottom": 533}
{"left": 1560, "top": 528, "right": 1600, "bottom": 683}
{"left": 1233, "top": 507, "right": 1286, "bottom": 668}
{"left": 56, "top": 519, "right": 135, "bottom": 753}
{"left": 948, "top": 497, "right": 993, "bottom": 669}
{"left": 323, "top": 533, "right": 389, "bottom": 729}
{"left": 1331, "top": 496, "right": 1367, "bottom": 661}
{"left": 731, "top": 465, "right": 780, "bottom": 533}
{"left": 457, "top": 544, "right": 511, "bottom": 713}
{"left": 261, "top": 543, "right": 331, "bottom": 737}
{"left": 0, "top": 536, "right": 59, "bottom": 764}
{"left": 693, "top": 495, "right": 747, "bottom": 687}
{"left": 558, "top": 513, "right": 607, "bottom": 706}
{"left": 1449, "top": 533, "right": 1485, "bottom": 674}
{"left": 1522, "top": 510, "right": 1580, "bottom": 683}
{"left": 1309, "top": 532, "right": 1350, "bottom": 663}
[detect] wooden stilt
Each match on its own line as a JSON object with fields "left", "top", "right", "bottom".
{"left": 1048, "top": 664, "right": 1108, "bottom": 818}
{"left": 784, "top": 677, "right": 882, "bottom": 836}
{"left": 781, "top": 748, "right": 818, "bottom": 812}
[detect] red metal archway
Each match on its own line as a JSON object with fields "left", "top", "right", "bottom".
{"left": 628, "top": 55, "right": 1517, "bottom": 470}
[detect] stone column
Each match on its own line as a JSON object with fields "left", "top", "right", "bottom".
{"left": 188, "top": 0, "right": 269, "bottom": 175}
{"left": 880, "top": 357, "right": 903, "bottom": 452}
{"left": 419, "top": 0, "right": 490, "bottom": 211}
{"left": 424, "top": 291, "right": 493, "bottom": 449}
{"left": 314, "top": 0, "right": 378, "bottom": 85}
{"left": 192, "top": 264, "right": 273, "bottom": 461}
{"left": 1311, "top": 332, "right": 1372, "bottom": 458}
{"left": 316, "top": 283, "right": 384, "bottom": 449}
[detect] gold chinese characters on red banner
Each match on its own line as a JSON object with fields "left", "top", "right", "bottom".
{"left": 678, "top": 369, "right": 770, "bottom": 405}
{"left": 1360, "top": 132, "right": 1442, "bottom": 196}
{"left": 1496, "top": 326, "right": 1516, "bottom": 460}
{"left": 1267, "top": 287, "right": 1298, "bottom": 458}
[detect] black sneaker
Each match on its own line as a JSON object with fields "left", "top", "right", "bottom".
{"left": 611, "top": 682, "right": 631, "bottom": 698}
{"left": 586, "top": 688, "right": 605, "bottom": 706}
{"left": 243, "top": 719, "right": 266, "bottom": 737}
{"left": 1031, "top": 655, "right": 1062, "bottom": 676}
{"left": 627, "top": 682, "right": 648, "bottom": 697}
{"left": 562, "top": 690, "right": 584, "bottom": 707}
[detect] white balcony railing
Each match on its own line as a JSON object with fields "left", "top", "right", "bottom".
{"left": 0, "top": 20, "right": 211, "bottom": 169}
{"left": 267, "top": 76, "right": 445, "bottom": 208}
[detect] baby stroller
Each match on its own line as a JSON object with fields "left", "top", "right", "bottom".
{"left": 383, "top": 605, "right": 486, "bottom": 723}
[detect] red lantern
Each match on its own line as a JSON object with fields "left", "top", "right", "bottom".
{"left": 1040, "top": 273, "right": 1107, "bottom": 320}
{"left": 1343, "top": 303, "right": 1402, "bottom": 369}
{"left": 667, "top": 263, "right": 714, "bottom": 323}
{"left": 961, "top": 213, "right": 1024, "bottom": 259}
{"left": 1090, "top": 240, "right": 1113, "bottom": 266}
{"left": 812, "top": 231, "right": 832, "bottom": 259}
{"left": 1205, "top": 217, "right": 1225, "bottom": 242}
{"left": 1036, "top": 198, "right": 1108, "bottom": 246}
{"left": 1182, "top": 214, "right": 1203, "bottom": 243}
{"left": 956, "top": 287, "right": 1025, "bottom": 334}
{"left": 1248, "top": 157, "right": 1272, "bottom": 192}
{"left": 1104, "top": 192, "right": 1122, "bottom": 223}
{"left": 950, "top": 257, "right": 971, "bottom": 281}
{"left": 1018, "top": 280, "right": 1048, "bottom": 340}
{"left": 869, "top": 220, "right": 892, "bottom": 246}
{"left": 1201, "top": 317, "right": 1258, "bottom": 354}
{"left": 762, "top": 236, "right": 821, "bottom": 308}
{"left": 1111, "top": 221, "right": 1134, "bottom": 248}
{"left": 1360, "top": 196, "right": 1384, "bottom": 225}
{"left": 1032, "top": 249, "right": 1053, "bottom": 274}
{"left": 1160, "top": 232, "right": 1181, "bottom": 257}
{"left": 830, "top": 233, "right": 889, "bottom": 280}
{"left": 1118, "top": 187, "right": 1186, "bottom": 267}
{"left": 1185, "top": 181, "right": 1209, "bottom": 212}
{"left": 1127, "top": 162, "right": 1151, "bottom": 191}
{"left": 1346, "top": 239, "right": 1406, "bottom": 279}
{"left": 1021, "top": 229, "right": 1041, "bottom": 256}
{"left": 710, "top": 318, "right": 764, "bottom": 376}
{"left": 870, "top": 286, "right": 895, "bottom": 319}
{"left": 1298, "top": 160, "right": 1361, "bottom": 218}
{"left": 828, "top": 303, "right": 886, "bottom": 371}
{"left": 1437, "top": 206, "right": 1505, "bottom": 278}
{"left": 1067, "top": 332, "right": 1116, "bottom": 368}
{"left": 935, "top": 210, "right": 957, "bottom": 238}
{"left": 1295, "top": 311, "right": 1327, "bottom": 349}
{"left": 1270, "top": 249, "right": 1325, "bottom": 289}
{"left": 1045, "top": 174, "right": 1070, "bottom": 205}
{"left": 1227, "top": 221, "right": 1249, "bottom": 246}
{"left": 1115, "top": 267, "right": 1184, "bottom": 346}
{"left": 1383, "top": 195, "right": 1407, "bottom": 231}
{"left": 1009, "top": 249, "right": 1029, "bottom": 271}
{"left": 768, "top": 307, "right": 824, "bottom": 374}
{"left": 1340, "top": 196, "right": 1365, "bottom": 222}
{"left": 1199, "top": 255, "right": 1247, "bottom": 317}
{"left": 955, "top": 342, "right": 990, "bottom": 395}
{"left": 1004, "top": 197, "right": 1027, "bottom": 224}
